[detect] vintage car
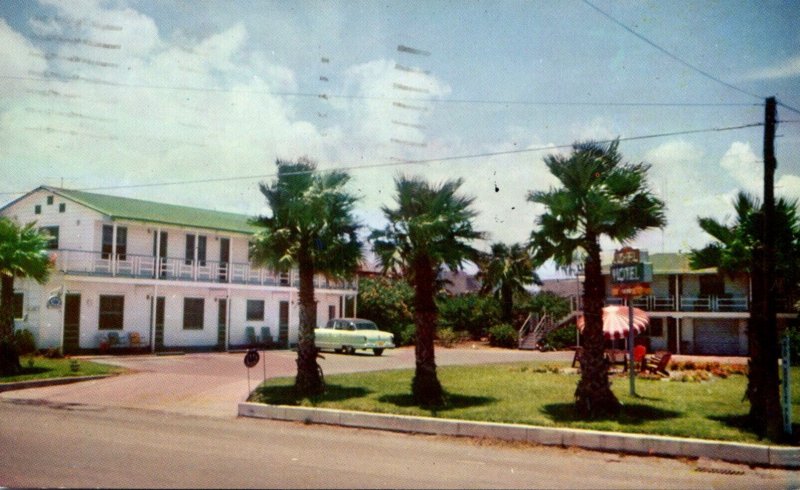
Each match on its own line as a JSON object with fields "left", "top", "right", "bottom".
{"left": 315, "top": 318, "right": 395, "bottom": 356}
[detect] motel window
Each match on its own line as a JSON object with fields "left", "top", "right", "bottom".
{"left": 13, "top": 293, "right": 24, "bottom": 319}
{"left": 98, "top": 295, "right": 124, "bottom": 330}
{"left": 40, "top": 226, "right": 59, "bottom": 250}
{"left": 197, "top": 236, "right": 207, "bottom": 266}
{"left": 650, "top": 320, "right": 664, "bottom": 337}
{"left": 47, "top": 195, "right": 53, "bottom": 205}
{"left": 246, "top": 300, "right": 265, "bottom": 321}
{"left": 328, "top": 305, "right": 336, "bottom": 321}
{"left": 59, "top": 203, "right": 66, "bottom": 213}
{"left": 183, "top": 298, "right": 205, "bottom": 330}
{"left": 34, "top": 205, "right": 41, "bottom": 215}
{"left": 102, "top": 225, "right": 128, "bottom": 260}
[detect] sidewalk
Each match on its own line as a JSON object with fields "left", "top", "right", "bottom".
{"left": 238, "top": 402, "right": 800, "bottom": 468}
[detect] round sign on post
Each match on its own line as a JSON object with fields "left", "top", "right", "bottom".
{"left": 244, "top": 348, "right": 260, "bottom": 368}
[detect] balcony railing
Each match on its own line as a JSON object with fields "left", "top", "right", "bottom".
{"left": 52, "top": 249, "right": 357, "bottom": 290}
{"left": 569, "top": 294, "right": 751, "bottom": 313}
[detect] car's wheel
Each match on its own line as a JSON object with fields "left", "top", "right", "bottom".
{"left": 343, "top": 346, "right": 355, "bottom": 355}
{"left": 334, "top": 348, "right": 343, "bottom": 354}
{"left": 373, "top": 348, "right": 384, "bottom": 356}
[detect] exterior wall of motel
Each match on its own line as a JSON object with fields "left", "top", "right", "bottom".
{"left": 4, "top": 188, "right": 353, "bottom": 352}
{"left": 601, "top": 267, "right": 752, "bottom": 355}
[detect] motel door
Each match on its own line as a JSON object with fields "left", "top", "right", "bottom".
{"left": 217, "top": 298, "right": 227, "bottom": 350}
{"left": 62, "top": 294, "right": 81, "bottom": 354}
{"left": 152, "top": 297, "right": 165, "bottom": 350}
{"left": 278, "top": 301, "right": 289, "bottom": 348}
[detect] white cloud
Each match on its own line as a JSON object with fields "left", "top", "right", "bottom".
{"left": 744, "top": 55, "right": 800, "bottom": 80}
{"left": 719, "top": 141, "right": 760, "bottom": 192}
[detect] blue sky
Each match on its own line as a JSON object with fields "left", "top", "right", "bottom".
{"left": 0, "top": 1, "right": 798, "bottom": 275}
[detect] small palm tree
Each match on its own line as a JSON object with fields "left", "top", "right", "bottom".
{"left": 529, "top": 140, "right": 665, "bottom": 417}
{"left": 0, "top": 218, "right": 52, "bottom": 375}
{"left": 476, "top": 242, "right": 541, "bottom": 324}
{"left": 690, "top": 191, "right": 799, "bottom": 440}
{"left": 372, "top": 176, "right": 484, "bottom": 406}
{"left": 250, "top": 158, "right": 362, "bottom": 397}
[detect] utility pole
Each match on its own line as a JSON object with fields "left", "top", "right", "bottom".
{"left": 758, "top": 97, "right": 783, "bottom": 441}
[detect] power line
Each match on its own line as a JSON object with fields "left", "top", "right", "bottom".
{"left": 581, "top": 0, "right": 763, "bottom": 101}
{"left": 3, "top": 74, "right": 759, "bottom": 109}
{"left": 777, "top": 100, "right": 800, "bottom": 117}
{"left": 0, "top": 122, "right": 763, "bottom": 197}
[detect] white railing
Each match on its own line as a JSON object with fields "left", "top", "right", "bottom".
{"left": 53, "top": 249, "right": 357, "bottom": 290}
{"left": 563, "top": 293, "right": 750, "bottom": 313}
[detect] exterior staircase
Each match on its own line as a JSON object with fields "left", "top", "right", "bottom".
{"left": 518, "top": 310, "right": 581, "bottom": 350}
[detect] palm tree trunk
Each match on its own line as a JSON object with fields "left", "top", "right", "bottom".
{"left": 0, "top": 274, "right": 21, "bottom": 376}
{"left": 412, "top": 255, "right": 443, "bottom": 406}
{"left": 294, "top": 249, "right": 324, "bottom": 397}
{"left": 500, "top": 283, "right": 513, "bottom": 324}
{"left": 748, "top": 244, "right": 783, "bottom": 440}
{"left": 574, "top": 237, "right": 619, "bottom": 417}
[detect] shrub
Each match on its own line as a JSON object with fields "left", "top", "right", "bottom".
{"left": 488, "top": 323, "right": 518, "bottom": 348}
{"left": 39, "top": 348, "right": 63, "bottom": 359}
{"left": 357, "top": 277, "right": 414, "bottom": 342}
{"left": 399, "top": 324, "right": 416, "bottom": 346}
{"left": 435, "top": 327, "right": 461, "bottom": 348}
{"left": 542, "top": 324, "right": 577, "bottom": 350}
{"left": 14, "top": 329, "right": 36, "bottom": 355}
{"left": 437, "top": 293, "right": 500, "bottom": 339}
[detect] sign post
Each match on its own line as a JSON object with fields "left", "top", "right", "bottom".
{"left": 781, "top": 334, "right": 792, "bottom": 435}
{"left": 610, "top": 247, "right": 652, "bottom": 396}
{"left": 244, "top": 348, "right": 260, "bottom": 394}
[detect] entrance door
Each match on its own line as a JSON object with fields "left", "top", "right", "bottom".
{"left": 153, "top": 231, "right": 168, "bottom": 278}
{"left": 666, "top": 317, "right": 678, "bottom": 352}
{"left": 153, "top": 296, "right": 165, "bottom": 350}
{"left": 63, "top": 294, "right": 81, "bottom": 354}
{"left": 278, "top": 301, "right": 289, "bottom": 348}
{"left": 219, "top": 238, "right": 230, "bottom": 282}
{"left": 217, "top": 298, "right": 227, "bottom": 350}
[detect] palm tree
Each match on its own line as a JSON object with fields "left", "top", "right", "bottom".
{"left": 690, "top": 191, "right": 799, "bottom": 440}
{"left": 371, "top": 176, "right": 484, "bottom": 406}
{"left": 476, "top": 242, "right": 541, "bottom": 323}
{"left": 250, "top": 158, "right": 362, "bottom": 397}
{"left": 529, "top": 140, "right": 666, "bottom": 418}
{"left": 0, "top": 218, "right": 52, "bottom": 375}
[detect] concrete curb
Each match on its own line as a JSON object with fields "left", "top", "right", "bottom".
{"left": 238, "top": 402, "right": 800, "bottom": 468}
{"left": 0, "top": 375, "right": 113, "bottom": 393}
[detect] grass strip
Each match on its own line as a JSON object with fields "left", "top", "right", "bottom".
{"left": 251, "top": 361, "right": 800, "bottom": 445}
{"left": 0, "top": 356, "right": 124, "bottom": 383}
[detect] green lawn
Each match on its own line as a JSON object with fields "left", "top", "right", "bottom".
{"left": 251, "top": 362, "right": 800, "bottom": 445}
{"left": 0, "top": 357, "right": 124, "bottom": 383}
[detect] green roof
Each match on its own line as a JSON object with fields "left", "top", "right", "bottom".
{"left": 602, "top": 252, "right": 717, "bottom": 275}
{"left": 43, "top": 186, "right": 258, "bottom": 235}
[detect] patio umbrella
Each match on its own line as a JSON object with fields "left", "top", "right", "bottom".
{"left": 576, "top": 305, "right": 649, "bottom": 340}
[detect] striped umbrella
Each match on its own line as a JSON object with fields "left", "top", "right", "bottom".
{"left": 577, "top": 305, "right": 649, "bottom": 340}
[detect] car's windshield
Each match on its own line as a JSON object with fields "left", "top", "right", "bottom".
{"left": 354, "top": 321, "right": 378, "bottom": 330}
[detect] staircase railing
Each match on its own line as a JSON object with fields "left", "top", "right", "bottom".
{"left": 517, "top": 313, "right": 537, "bottom": 348}
{"left": 519, "top": 310, "right": 581, "bottom": 349}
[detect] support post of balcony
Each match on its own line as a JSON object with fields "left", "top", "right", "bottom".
{"left": 111, "top": 223, "right": 118, "bottom": 277}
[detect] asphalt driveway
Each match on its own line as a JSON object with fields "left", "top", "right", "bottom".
{"left": 0, "top": 347, "right": 564, "bottom": 418}
{"left": 0, "top": 347, "right": 746, "bottom": 418}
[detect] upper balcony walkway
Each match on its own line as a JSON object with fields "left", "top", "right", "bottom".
{"left": 51, "top": 249, "right": 357, "bottom": 291}
{"left": 569, "top": 294, "right": 794, "bottom": 314}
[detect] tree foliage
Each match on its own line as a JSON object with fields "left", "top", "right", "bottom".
{"left": 0, "top": 218, "right": 52, "bottom": 375}
{"left": 529, "top": 140, "right": 666, "bottom": 417}
{"left": 250, "top": 158, "right": 362, "bottom": 397}
{"left": 690, "top": 191, "right": 800, "bottom": 440}
{"left": 356, "top": 276, "right": 414, "bottom": 343}
{"left": 476, "top": 242, "right": 541, "bottom": 323}
{"left": 371, "top": 176, "right": 484, "bottom": 406}
{"left": 436, "top": 293, "right": 500, "bottom": 340}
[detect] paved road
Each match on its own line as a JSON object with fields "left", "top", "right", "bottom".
{"left": 2, "top": 401, "right": 794, "bottom": 489}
